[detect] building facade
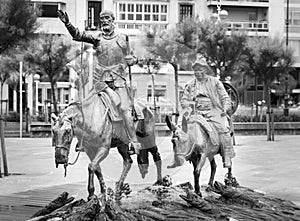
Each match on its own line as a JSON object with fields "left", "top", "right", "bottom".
{"left": 3, "top": 0, "right": 300, "bottom": 119}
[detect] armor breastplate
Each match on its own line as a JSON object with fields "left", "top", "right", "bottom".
{"left": 93, "top": 35, "right": 127, "bottom": 87}
{"left": 95, "top": 36, "right": 126, "bottom": 67}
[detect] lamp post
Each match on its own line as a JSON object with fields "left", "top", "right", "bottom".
{"left": 211, "top": 0, "right": 228, "bottom": 23}
{"left": 284, "top": 0, "right": 290, "bottom": 116}
{"left": 33, "top": 74, "right": 40, "bottom": 116}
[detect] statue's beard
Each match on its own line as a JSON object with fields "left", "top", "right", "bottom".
{"left": 102, "top": 24, "right": 113, "bottom": 34}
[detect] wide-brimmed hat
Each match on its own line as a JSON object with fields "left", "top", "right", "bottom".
{"left": 192, "top": 57, "right": 209, "bottom": 69}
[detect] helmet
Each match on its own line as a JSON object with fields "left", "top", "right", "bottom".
{"left": 99, "top": 10, "right": 115, "bottom": 20}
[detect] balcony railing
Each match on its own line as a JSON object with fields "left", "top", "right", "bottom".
{"left": 207, "top": 0, "right": 268, "bottom": 3}
{"left": 227, "top": 21, "right": 268, "bottom": 32}
{"left": 116, "top": 22, "right": 168, "bottom": 31}
{"left": 207, "top": 0, "right": 269, "bottom": 7}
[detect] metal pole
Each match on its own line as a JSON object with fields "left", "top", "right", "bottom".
{"left": 0, "top": 116, "right": 8, "bottom": 176}
{"left": 151, "top": 73, "right": 156, "bottom": 123}
{"left": 284, "top": 0, "right": 290, "bottom": 116}
{"left": 19, "top": 61, "right": 23, "bottom": 138}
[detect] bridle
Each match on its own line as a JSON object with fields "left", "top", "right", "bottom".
{"left": 171, "top": 127, "right": 195, "bottom": 159}
{"left": 54, "top": 106, "right": 84, "bottom": 177}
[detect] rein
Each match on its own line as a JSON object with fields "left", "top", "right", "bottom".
{"left": 172, "top": 123, "right": 197, "bottom": 159}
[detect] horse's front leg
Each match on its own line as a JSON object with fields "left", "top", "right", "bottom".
{"left": 208, "top": 157, "right": 217, "bottom": 187}
{"left": 115, "top": 143, "right": 133, "bottom": 200}
{"left": 88, "top": 146, "right": 109, "bottom": 200}
{"left": 87, "top": 166, "right": 95, "bottom": 200}
{"left": 95, "top": 165, "right": 106, "bottom": 196}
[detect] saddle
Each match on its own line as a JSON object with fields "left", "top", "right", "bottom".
{"left": 98, "top": 92, "right": 144, "bottom": 121}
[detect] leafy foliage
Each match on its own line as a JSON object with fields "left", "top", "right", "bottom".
{"left": 0, "top": 0, "right": 39, "bottom": 54}
{"left": 24, "top": 34, "right": 80, "bottom": 114}
{"left": 140, "top": 17, "right": 249, "bottom": 82}
{"left": 247, "top": 36, "right": 294, "bottom": 110}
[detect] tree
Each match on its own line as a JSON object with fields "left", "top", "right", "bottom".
{"left": 247, "top": 36, "right": 294, "bottom": 140}
{"left": 247, "top": 36, "right": 294, "bottom": 110}
{"left": 0, "top": 54, "right": 19, "bottom": 113}
{"left": 68, "top": 45, "right": 91, "bottom": 101}
{"left": 25, "top": 34, "right": 79, "bottom": 115}
{"left": 191, "top": 19, "right": 249, "bottom": 83}
{"left": 141, "top": 17, "right": 249, "bottom": 86}
{"left": 0, "top": 0, "right": 39, "bottom": 55}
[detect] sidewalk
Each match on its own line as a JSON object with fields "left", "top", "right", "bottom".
{"left": 0, "top": 135, "right": 300, "bottom": 220}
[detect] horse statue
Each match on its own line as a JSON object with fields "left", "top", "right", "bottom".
{"left": 51, "top": 89, "right": 162, "bottom": 201}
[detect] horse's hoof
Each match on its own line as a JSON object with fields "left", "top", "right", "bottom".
{"left": 87, "top": 194, "right": 95, "bottom": 201}
{"left": 195, "top": 191, "right": 202, "bottom": 198}
{"left": 153, "top": 180, "right": 163, "bottom": 186}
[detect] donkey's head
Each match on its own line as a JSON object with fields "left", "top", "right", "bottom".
{"left": 165, "top": 115, "right": 190, "bottom": 168}
{"left": 51, "top": 113, "right": 74, "bottom": 168}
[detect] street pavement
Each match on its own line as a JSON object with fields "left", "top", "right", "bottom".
{"left": 0, "top": 135, "right": 300, "bottom": 220}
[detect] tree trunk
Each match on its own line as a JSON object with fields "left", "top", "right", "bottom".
{"left": 171, "top": 62, "right": 179, "bottom": 123}
{"left": 50, "top": 81, "right": 58, "bottom": 115}
{"left": 264, "top": 80, "right": 271, "bottom": 141}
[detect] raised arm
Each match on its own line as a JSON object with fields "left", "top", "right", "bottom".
{"left": 57, "top": 10, "right": 98, "bottom": 46}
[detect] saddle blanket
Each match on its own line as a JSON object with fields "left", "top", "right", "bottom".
{"left": 188, "top": 115, "right": 219, "bottom": 146}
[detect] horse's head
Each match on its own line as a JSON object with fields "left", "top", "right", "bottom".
{"left": 165, "top": 115, "right": 190, "bottom": 168}
{"left": 51, "top": 113, "right": 74, "bottom": 168}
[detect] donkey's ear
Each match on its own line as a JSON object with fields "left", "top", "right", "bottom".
{"left": 165, "top": 115, "right": 176, "bottom": 132}
{"left": 181, "top": 116, "right": 188, "bottom": 133}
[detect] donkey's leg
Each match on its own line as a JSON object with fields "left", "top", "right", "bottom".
{"left": 208, "top": 157, "right": 217, "bottom": 187}
{"left": 191, "top": 155, "right": 200, "bottom": 195}
{"left": 115, "top": 143, "right": 133, "bottom": 200}
{"left": 192, "top": 153, "right": 207, "bottom": 197}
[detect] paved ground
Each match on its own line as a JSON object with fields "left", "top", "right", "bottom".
{"left": 0, "top": 135, "right": 300, "bottom": 220}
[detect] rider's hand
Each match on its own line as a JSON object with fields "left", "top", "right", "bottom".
{"left": 57, "top": 10, "right": 69, "bottom": 24}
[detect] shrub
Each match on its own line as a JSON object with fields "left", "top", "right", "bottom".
{"left": 5, "top": 112, "right": 20, "bottom": 122}
{"left": 232, "top": 113, "right": 300, "bottom": 122}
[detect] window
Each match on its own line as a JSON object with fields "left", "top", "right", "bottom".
{"left": 87, "top": 1, "right": 102, "bottom": 29}
{"left": 38, "top": 88, "right": 42, "bottom": 103}
{"left": 46, "top": 89, "right": 51, "bottom": 100}
{"left": 179, "top": 4, "right": 193, "bottom": 22}
{"left": 248, "top": 12, "right": 258, "bottom": 21}
{"left": 117, "top": 2, "right": 168, "bottom": 29}
{"left": 289, "top": 11, "right": 300, "bottom": 26}
{"left": 147, "top": 84, "right": 167, "bottom": 101}
{"left": 37, "top": 4, "right": 58, "bottom": 17}
{"left": 62, "top": 88, "right": 69, "bottom": 104}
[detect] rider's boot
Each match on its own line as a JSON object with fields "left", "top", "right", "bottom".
{"left": 219, "top": 132, "right": 235, "bottom": 168}
{"left": 122, "top": 110, "right": 141, "bottom": 155}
